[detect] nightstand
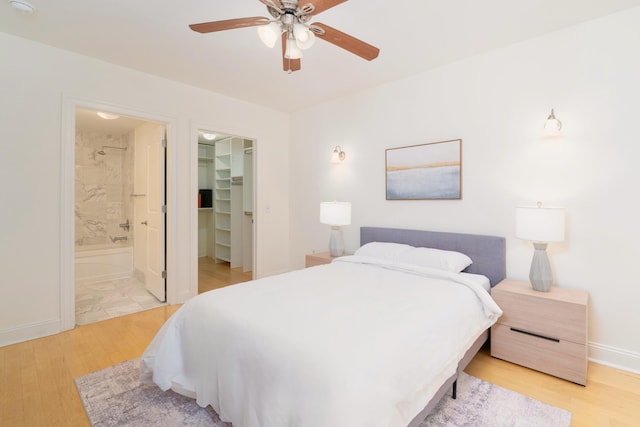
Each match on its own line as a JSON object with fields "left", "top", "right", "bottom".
{"left": 305, "top": 251, "right": 341, "bottom": 268}
{"left": 490, "top": 279, "right": 589, "bottom": 385}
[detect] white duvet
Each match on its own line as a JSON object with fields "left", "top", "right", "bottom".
{"left": 141, "top": 256, "right": 502, "bottom": 427}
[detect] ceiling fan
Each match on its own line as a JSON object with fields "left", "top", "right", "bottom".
{"left": 189, "top": 0, "right": 380, "bottom": 73}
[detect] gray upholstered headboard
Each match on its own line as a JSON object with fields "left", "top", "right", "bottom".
{"left": 360, "top": 227, "right": 506, "bottom": 287}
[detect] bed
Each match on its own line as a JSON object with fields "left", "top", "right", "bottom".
{"left": 141, "top": 227, "right": 506, "bottom": 426}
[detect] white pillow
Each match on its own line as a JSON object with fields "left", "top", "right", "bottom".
{"left": 399, "top": 247, "right": 473, "bottom": 273}
{"left": 355, "top": 242, "right": 472, "bottom": 273}
{"left": 354, "top": 242, "right": 413, "bottom": 261}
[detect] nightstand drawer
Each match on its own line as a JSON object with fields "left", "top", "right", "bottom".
{"left": 493, "top": 286, "right": 587, "bottom": 344}
{"left": 491, "top": 323, "right": 587, "bottom": 385}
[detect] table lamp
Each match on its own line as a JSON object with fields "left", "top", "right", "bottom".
{"left": 516, "top": 203, "right": 565, "bottom": 292}
{"left": 320, "top": 201, "right": 351, "bottom": 256}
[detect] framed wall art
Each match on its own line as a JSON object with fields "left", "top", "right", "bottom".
{"left": 385, "top": 139, "right": 462, "bottom": 200}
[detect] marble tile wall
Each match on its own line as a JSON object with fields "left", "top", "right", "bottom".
{"left": 75, "top": 130, "right": 134, "bottom": 247}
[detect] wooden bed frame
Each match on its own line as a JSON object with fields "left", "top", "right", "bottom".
{"left": 359, "top": 227, "right": 506, "bottom": 426}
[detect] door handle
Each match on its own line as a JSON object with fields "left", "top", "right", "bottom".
{"left": 141, "top": 220, "right": 148, "bottom": 225}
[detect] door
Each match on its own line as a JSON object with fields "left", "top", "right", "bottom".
{"left": 242, "top": 145, "right": 253, "bottom": 273}
{"left": 134, "top": 122, "right": 166, "bottom": 301}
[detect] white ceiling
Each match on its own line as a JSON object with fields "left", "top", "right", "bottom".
{"left": 2, "top": 0, "right": 640, "bottom": 112}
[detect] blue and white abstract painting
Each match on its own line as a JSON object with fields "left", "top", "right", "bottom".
{"left": 386, "top": 139, "right": 461, "bottom": 200}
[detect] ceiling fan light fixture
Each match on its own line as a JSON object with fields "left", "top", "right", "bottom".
{"left": 257, "top": 21, "right": 281, "bottom": 48}
{"left": 296, "top": 28, "right": 315, "bottom": 50}
{"left": 188, "top": 0, "right": 380, "bottom": 72}
{"left": 293, "top": 23, "right": 310, "bottom": 43}
{"left": 285, "top": 36, "right": 303, "bottom": 59}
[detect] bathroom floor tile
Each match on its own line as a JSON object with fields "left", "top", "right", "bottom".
{"left": 75, "top": 277, "right": 165, "bottom": 325}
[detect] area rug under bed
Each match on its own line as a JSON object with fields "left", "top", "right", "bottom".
{"left": 75, "top": 359, "right": 572, "bottom": 426}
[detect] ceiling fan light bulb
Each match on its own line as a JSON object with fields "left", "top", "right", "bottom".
{"left": 257, "top": 22, "right": 281, "bottom": 48}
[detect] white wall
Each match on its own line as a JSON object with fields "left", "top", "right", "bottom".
{"left": 0, "top": 33, "right": 291, "bottom": 345}
{"left": 290, "top": 7, "right": 640, "bottom": 372}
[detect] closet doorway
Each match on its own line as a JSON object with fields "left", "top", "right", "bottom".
{"left": 197, "top": 130, "right": 254, "bottom": 293}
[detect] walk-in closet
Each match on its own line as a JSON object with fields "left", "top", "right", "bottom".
{"left": 198, "top": 134, "right": 254, "bottom": 292}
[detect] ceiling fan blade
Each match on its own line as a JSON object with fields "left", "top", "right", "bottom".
{"left": 308, "top": 0, "right": 348, "bottom": 15}
{"left": 281, "top": 33, "right": 301, "bottom": 72}
{"left": 312, "top": 22, "right": 379, "bottom": 61}
{"left": 189, "top": 17, "right": 269, "bottom": 33}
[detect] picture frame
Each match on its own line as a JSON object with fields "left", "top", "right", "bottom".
{"left": 385, "top": 139, "right": 462, "bottom": 200}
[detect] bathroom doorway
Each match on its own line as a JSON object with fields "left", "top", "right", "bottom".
{"left": 196, "top": 129, "right": 254, "bottom": 294}
{"left": 74, "top": 108, "right": 167, "bottom": 325}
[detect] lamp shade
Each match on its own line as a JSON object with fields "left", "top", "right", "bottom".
{"left": 295, "top": 27, "right": 315, "bottom": 50}
{"left": 516, "top": 205, "right": 565, "bottom": 242}
{"left": 331, "top": 146, "right": 345, "bottom": 163}
{"left": 257, "top": 22, "right": 281, "bottom": 48}
{"left": 331, "top": 150, "right": 341, "bottom": 163}
{"left": 293, "top": 23, "right": 310, "bottom": 43}
{"left": 285, "top": 36, "right": 303, "bottom": 59}
{"left": 320, "top": 202, "right": 351, "bottom": 226}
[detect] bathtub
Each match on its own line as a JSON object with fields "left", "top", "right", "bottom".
{"left": 75, "top": 244, "right": 134, "bottom": 285}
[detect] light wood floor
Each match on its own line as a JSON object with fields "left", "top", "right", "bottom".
{"left": 2, "top": 297, "right": 639, "bottom": 426}
{"left": 0, "top": 305, "right": 181, "bottom": 426}
{"left": 466, "top": 348, "right": 640, "bottom": 426}
{"left": 198, "top": 256, "right": 253, "bottom": 294}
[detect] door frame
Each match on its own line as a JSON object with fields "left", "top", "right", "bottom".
{"left": 61, "top": 96, "right": 176, "bottom": 330}
{"left": 190, "top": 123, "right": 257, "bottom": 296}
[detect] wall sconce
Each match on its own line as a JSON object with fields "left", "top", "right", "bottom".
{"left": 544, "top": 109, "right": 562, "bottom": 136}
{"left": 331, "top": 146, "right": 346, "bottom": 163}
{"left": 516, "top": 202, "right": 565, "bottom": 292}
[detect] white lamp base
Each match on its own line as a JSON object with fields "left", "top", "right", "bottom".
{"left": 529, "top": 242, "right": 553, "bottom": 292}
{"left": 328, "top": 226, "right": 344, "bottom": 257}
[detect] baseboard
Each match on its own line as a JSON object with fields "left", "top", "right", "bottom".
{"left": 589, "top": 341, "right": 640, "bottom": 374}
{"left": 0, "top": 318, "right": 62, "bottom": 347}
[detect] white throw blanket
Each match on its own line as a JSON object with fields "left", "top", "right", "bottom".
{"left": 141, "top": 256, "right": 502, "bottom": 427}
